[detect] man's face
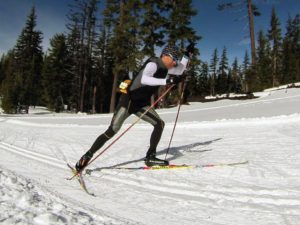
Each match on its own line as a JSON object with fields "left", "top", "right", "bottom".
{"left": 161, "top": 55, "right": 177, "bottom": 69}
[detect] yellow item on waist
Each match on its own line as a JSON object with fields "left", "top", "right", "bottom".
{"left": 118, "top": 80, "right": 132, "bottom": 94}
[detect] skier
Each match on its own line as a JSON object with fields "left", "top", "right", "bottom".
{"left": 75, "top": 43, "right": 195, "bottom": 172}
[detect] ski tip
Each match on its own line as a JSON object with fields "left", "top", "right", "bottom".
{"left": 67, "top": 163, "right": 75, "bottom": 171}
{"left": 66, "top": 163, "right": 81, "bottom": 180}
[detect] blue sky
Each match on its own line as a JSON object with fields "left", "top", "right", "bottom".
{"left": 0, "top": 0, "right": 299, "bottom": 65}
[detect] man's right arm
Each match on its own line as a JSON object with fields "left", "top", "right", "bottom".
{"left": 141, "top": 62, "right": 167, "bottom": 86}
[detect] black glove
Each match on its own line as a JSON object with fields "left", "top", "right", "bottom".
{"left": 184, "top": 74, "right": 191, "bottom": 82}
{"left": 166, "top": 75, "right": 185, "bottom": 85}
{"left": 184, "top": 43, "right": 195, "bottom": 58}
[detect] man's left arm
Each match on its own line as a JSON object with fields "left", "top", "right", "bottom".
{"left": 168, "top": 56, "right": 189, "bottom": 75}
{"left": 168, "top": 43, "right": 195, "bottom": 76}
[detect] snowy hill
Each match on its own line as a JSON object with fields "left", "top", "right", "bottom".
{"left": 1, "top": 87, "right": 300, "bottom": 225}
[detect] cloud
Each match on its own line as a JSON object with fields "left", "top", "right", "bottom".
{"left": 257, "top": 0, "right": 280, "bottom": 5}
{"left": 237, "top": 38, "right": 251, "bottom": 46}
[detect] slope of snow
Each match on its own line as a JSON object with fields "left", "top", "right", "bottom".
{"left": 0, "top": 169, "right": 124, "bottom": 225}
{"left": 1, "top": 87, "right": 300, "bottom": 225}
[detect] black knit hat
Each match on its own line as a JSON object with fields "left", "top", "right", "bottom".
{"left": 161, "top": 44, "right": 179, "bottom": 64}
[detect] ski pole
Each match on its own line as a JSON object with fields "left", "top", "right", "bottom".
{"left": 164, "top": 53, "right": 192, "bottom": 160}
{"left": 69, "top": 84, "right": 175, "bottom": 179}
{"left": 164, "top": 78, "right": 187, "bottom": 160}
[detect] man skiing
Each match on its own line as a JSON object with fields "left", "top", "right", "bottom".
{"left": 75, "top": 43, "right": 195, "bottom": 172}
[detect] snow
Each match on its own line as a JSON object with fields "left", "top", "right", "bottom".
{"left": 1, "top": 87, "right": 300, "bottom": 225}
{"left": 0, "top": 169, "right": 121, "bottom": 225}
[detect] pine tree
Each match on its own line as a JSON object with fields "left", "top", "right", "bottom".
{"left": 281, "top": 14, "right": 300, "bottom": 84}
{"left": 291, "top": 14, "right": 300, "bottom": 82}
{"left": 184, "top": 57, "right": 201, "bottom": 103}
{"left": 102, "top": 0, "right": 120, "bottom": 110}
{"left": 183, "top": 49, "right": 201, "bottom": 104}
{"left": 227, "top": 68, "right": 233, "bottom": 95}
{"left": 257, "top": 30, "right": 272, "bottom": 89}
{"left": 42, "top": 34, "right": 72, "bottom": 112}
{"left": 268, "top": 7, "right": 282, "bottom": 87}
{"left": 66, "top": 0, "right": 100, "bottom": 112}
{"left": 242, "top": 50, "right": 250, "bottom": 92}
{"left": 217, "top": 47, "right": 229, "bottom": 94}
{"left": 0, "top": 55, "right": 5, "bottom": 87}
{"left": 198, "top": 62, "right": 210, "bottom": 96}
{"left": 209, "top": 48, "right": 218, "bottom": 96}
{"left": 166, "top": 0, "right": 200, "bottom": 47}
{"left": 281, "top": 16, "right": 294, "bottom": 84}
{"left": 14, "top": 7, "right": 43, "bottom": 106}
{"left": 1, "top": 7, "right": 43, "bottom": 113}
{"left": 231, "top": 57, "right": 242, "bottom": 93}
{"left": 140, "top": 0, "right": 168, "bottom": 57}
{"left": 66, "top": 23, "right": 81, "bottom": 111}
{"left": 82, "top": 0, "right": 99, "bottom": 112}
{"left": 104, "top": 0, "right": 143, "bottom": 112}
{"left": 1, "top": 51, "right": 18, "bottom": 113}
{"left": 93, "top": 22, "right": 114, "bottom": 113}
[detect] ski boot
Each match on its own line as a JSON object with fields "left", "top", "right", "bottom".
{"left": 75, "top": 152, "right": 93, "bottom": 172}
{"left": 144, "top": 154, "right": 169, "bottom": 167}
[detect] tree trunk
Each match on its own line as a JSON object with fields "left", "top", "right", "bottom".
{"left": 109, "top": 1, "right": 124, "bottom": 113}
{"left": 92, "top": 85, "right": 97, "bottom": 114}
{"left": 247, "top": 0, "right": 256, "bottom": 65}
{"left": 79, "top": 5, "right": 87, "bottom": 112}
{"left": 211, "top": 74, "right": 216, "bottom": 96}
{"left": 109, "top": 70, "right": 118, "bottom": 113}
{"left": 272, "top": 54, "right": 278, "bottom": 87}
{"left": 80, "top": 75, "right": 86, "bottom": 112}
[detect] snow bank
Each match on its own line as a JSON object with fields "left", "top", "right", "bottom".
{"left": 264, "top": 82, "right": 300, "bottom": 92}
{"left": 0, "top": 169, "right": 123, "bottom": 225}
{"left": 28, "top": 106, "right": 51, "bottom": 114}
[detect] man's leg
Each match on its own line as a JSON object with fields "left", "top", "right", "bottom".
{"left": 88, "top": 106, "right": 131, "bottom": 155}
{"left": 75, "top": 96, "right": 131, "bottom": 171}
{"left": 135, "top": 107, "right": 168, "bottom": 166}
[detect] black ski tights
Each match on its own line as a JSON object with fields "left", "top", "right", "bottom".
{"left": 84, "top": 95, "right": 165, "bottom": 158}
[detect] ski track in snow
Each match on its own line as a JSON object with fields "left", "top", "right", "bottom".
{"left": 0, "top": 142, "right": 142, "bottom": 225}
{"left": 1, "top": 88, "right": 300, "bottom": 225}
{"left": 1, "top": 137, "right": 300, "bottom": 225}
{"left": 0, "top": 168, "right": 130, "bottom": 225}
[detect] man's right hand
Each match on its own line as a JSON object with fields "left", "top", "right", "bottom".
{"left": 166, "top": 75, "right": 185, "bottom": 85}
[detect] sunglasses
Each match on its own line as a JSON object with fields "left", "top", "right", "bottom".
{"left": 167, "top": 54, "right": 178, "bottom": 66}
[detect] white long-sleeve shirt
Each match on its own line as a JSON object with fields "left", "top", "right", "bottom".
{"left": 141, "top": 56, "right": 189, "bottom": 86}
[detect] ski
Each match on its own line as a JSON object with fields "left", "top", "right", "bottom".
{"left": 85, "top": 160, "right": 248, "bottom": 174}
{"left": 143, "top": 164, "right": 193, "bottom": 170}
{"left": 67, "top": 163, "right": 95, "bottom": 196}
{"left": 85, "top": 164, "right": 192, "bottom": 174}
{"left": 199, "top": 160, "right": 249, "bottom": 168}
